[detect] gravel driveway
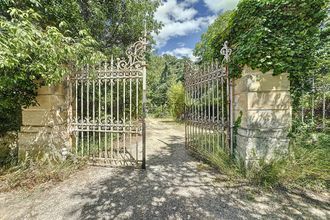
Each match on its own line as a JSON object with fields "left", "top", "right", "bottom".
{"left": 0, "top": 118, "right": 329, "bottom": 220}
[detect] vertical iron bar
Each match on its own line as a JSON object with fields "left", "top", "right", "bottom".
{"left": 194, "top": 73, "right": 196, "bottom": 149}
{"left": 221, "top": 75, "right": 224, "bottom": 149}
{"left": 212, "top": 64, "right": 215, "bottom": 153}
{"left": 104, "top": 63, "right": 108, "bottom": 160}
{"left": 204, "top": 65, "right": 207, "bottom": 152}
{"left": 111, "top": 56, "right": 114, "bottom": 161}
{"left": 142, "top": 52, "right": 147, "bottom": 169}
{"left": 226, "top": 65, "right": 232, "bottom": 153}
{"left": 229, "top": 77, "right": 234, "bottom": 155}
{"left": 123, "top": 77, "right": 126, "bottom": 162}
{"left": 117, "top": 74, "right": 120, "bottom": 161}
{"left": 129, "top": 76, "right": 133, "bottom": 164}
{"left": 87, "top": 65, "right": 90, "bottom": 157}
{"left": 199, "top": 69, "right": 202, "bottom": 150}
{"left": 98, "top": 71, "right": 101, "bottom": 159}
{"left": 93, "top": 72, "right": 95, "bottom": 159}
{"left": 208, "top": 64, "right": 211, "bottom": 152}
{"left": 136, "top": 78, "right": 139, "bottom": 162}
{"left": 194, "top": 79, "right": 196, "bottom": 148}
{"left": 75, "top": 78, "right": 78, "bottom": 155}
{"left": 185, "top": 77, "right": 187, "bottom": 147}
{"left": 81, "top": 69, "right": 84, "bottom": 156}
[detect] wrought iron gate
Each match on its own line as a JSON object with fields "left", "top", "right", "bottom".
{"left": 69, "top": 37, "right": 147, "bottom": 168}
{"left": 184, "top": 42, "right": 233, "bottom": 156}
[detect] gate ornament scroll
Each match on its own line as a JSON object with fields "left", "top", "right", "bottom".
{"left": 116, "top": 37, "right": 147, "bottom": 70}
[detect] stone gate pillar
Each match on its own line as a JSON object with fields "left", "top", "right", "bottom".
{"left": 233, "top": 67, "right": 291, "bottom": 166}
{"left": 18, "top": 84, "right": 70, "bottom": 161}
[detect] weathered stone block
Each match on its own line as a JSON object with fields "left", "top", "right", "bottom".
{"left": 236, "top": 134, "right": 289, "bottom": 162}
{"left": 38, "top": 85, "right": 65, "bottom": 96}
{"left": 22, "top": 109, "right": 67, "bottom": 126}
{"left": 22, "top": 109, "right": 49, "bottom": 126}
{"left": 29, "top": 95, "right": 52, "bottom": 110}
{"left": 233, "top": 93, "right": 248, "bottom": 112}
{"left": 233, "top": 76, "right": 248, "bottom": 94}
{"left": 247, "top": 91, "right": 291, "bottom": 110}
{"left": 233, "top": 66, "right": 291, "bottom": 164}
{"left": 18, "top": 83, "right": 69, "bottom": 161}
{"left": 237, "top": 127, "right": 289, "bottom": 139}
{"left": 243, "top": 67, "right": 290, "bottom": 92}
{"left": 246, "top": 109, "right": 291, "bottom": 129}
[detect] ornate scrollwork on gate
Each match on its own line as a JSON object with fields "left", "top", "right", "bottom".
{"left": 69, "top": 36, "right": 147, "bottom": 167}
{"left": 116, "top": 37, "right": 147, "bottom": 70}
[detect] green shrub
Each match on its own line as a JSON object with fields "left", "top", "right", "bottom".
{"left": 0, "top": 103, "right": 21, "bottom": 135}
{"left": 149, "top": 105, "right": 170, "bottom": 118}
{"left": 167, "top": 81, "right": 185, "bottom": 120}
{"left": 0, "top": 132, "right": 18, "bottom": 168}
{"left": 280, "top": 133, "right": 329, "bottom": 189}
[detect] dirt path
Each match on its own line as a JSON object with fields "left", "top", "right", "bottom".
{"left": 0, "top": 118, "right": 329, "bottom": 220}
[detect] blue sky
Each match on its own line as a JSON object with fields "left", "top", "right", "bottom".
{"left": 152, "top": 0, "right": 240, "bottom": 60}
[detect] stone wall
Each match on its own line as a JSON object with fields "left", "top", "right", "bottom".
{"left": 18, "top": 84, "right": 70, "bottom": 161}
{"left": 233, "top": 66, "right": 291, "bottom": 165}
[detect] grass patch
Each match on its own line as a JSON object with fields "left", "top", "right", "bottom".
{"left": 189, "top": 132, "right": 330, "bottom": 191}
{"left": 0, "top": 157, "right": 86, "bottom": 192}
{"left": 188, "top": 146, "right": 243, "bottom": 179}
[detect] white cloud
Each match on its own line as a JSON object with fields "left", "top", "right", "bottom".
{"left": 203, "top": 0, "right": 240, "bottom": 13}
{"left": 155, "top": 0, "right": 198, "bottom": 24}
{"left": 162, "top": 47, "right": 197, "bottom": 61}
{"left": 177, "top": 42, "right": 185, "bottom": 47}
{"left": 153, "top": 0, "right": 216, "bottom": 49}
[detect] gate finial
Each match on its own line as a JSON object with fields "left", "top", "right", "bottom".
{"left": 220, "top": 41, "right": 232, "bottom": 63}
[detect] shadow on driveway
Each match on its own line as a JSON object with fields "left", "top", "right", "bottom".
{"left": 66, "top": 134, "right": 329, "bottom": 219}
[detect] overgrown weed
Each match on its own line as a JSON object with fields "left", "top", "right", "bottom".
{"left": 190, "top": 132, "right": 330, "bottom": 191}
{"left": 0, "top": 156, "right": 86, "bottom": 192}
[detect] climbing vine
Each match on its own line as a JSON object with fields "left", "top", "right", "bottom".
{"left": 228, "top": 0, "right": 328, "bottom": 79}
{"left": 195, "top": 0, "right": 329, "bottom": 106}
{"left": 196, "top": 1, "right": 327, "bottom": 82}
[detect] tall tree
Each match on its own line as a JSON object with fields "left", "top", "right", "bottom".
{"left": 194, "top": 11, "right": 233, "bottom": 63}
{"left": 0, "top": 0, "right": 161, "bottom": 133}
{"left": 0, "top": 0, "right": 161, "bottom": 54}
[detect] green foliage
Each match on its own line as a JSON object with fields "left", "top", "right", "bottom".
{"left": 317, "top": 12, "right": 330, "bottom": 76}
{"left": 0, "top": 103, "right": 21, "bottom": 134}
{"left": 0, "top": 8, "right": 103, "bottom": 133}
{"left": 249, "top": 132, "right": 330, "bottom": 189}
{"left": 0, "top": 0, "right": 161, "bottom": 55}
{"left": 195, "top": 131, "right": 330, "bottom": 190}
{"left": 194, "top": 11, "right": 233, "bottom": 63}
{"left": 0, "top": 0, "right": 161, "bottom": 133}
{"left": 167, "top": 81, "right": 185, "bottom": 119}
{"left": 147, "top": 54, "right": 190, "bottom": 117}
{"left": 228, "top": 0, "right": 328, "bottom": 93}
{"left": 0, "top": 8, "right": 103, "bottom": 84}
{"left": 195, "top": 1, "right": 328, "bottom": 95}
{"left": 192, "top": 145, "right": 243, "bottom": 178}
{"left": 0, "top": 132, "right": 17, "bottom": 168}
